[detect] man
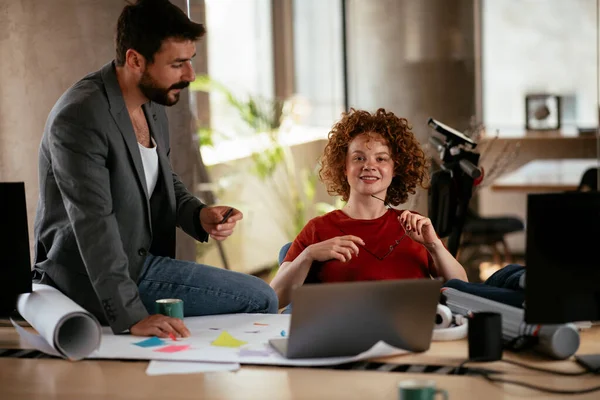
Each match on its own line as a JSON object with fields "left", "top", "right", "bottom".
{"left": 33, "top": 0, "right": 278, "bottom": 338}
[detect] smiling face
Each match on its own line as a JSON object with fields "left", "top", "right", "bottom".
{"left": 345, "top": 132, "right": 395, "bottom": 201}
{"left": 138, "top": 38, "right": 197, "bottom": 106}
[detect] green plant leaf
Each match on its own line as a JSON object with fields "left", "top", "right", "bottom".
{"left": 196, "top": 127, "right": 214, "bottom": 147}
{"left": 301, "top": 168, "right": 316, "bottom": 202}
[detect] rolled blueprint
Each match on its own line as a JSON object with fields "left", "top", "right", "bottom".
{"left": 12, "top": 284, "right": 101, "bottom": 361}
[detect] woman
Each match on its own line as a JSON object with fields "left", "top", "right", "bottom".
{"left": 270, "top": 108, "right": 468, "bottom": 309}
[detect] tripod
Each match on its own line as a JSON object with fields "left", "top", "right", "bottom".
{"left": 427, "top": 119, "right": 482, "bottom": 257}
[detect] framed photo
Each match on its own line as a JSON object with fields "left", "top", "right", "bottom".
{"left": 525, "top": 94, "right": 561, "bottom": 130}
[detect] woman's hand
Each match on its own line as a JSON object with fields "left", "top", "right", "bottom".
{"left": 398, "top": 211, "right": 440, "bottom": 247}
{"left": 306, "top": 235, "right": 365, "bottom": 263}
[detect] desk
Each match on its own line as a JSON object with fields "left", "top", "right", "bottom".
{"left": 491, "top": 159, "right": 599, "bottom": 192}
{"left": 2, "top": 325, "right": 600, "bottom": 399}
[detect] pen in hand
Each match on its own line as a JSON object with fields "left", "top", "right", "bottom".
{"left": 219, "top": 208, "right": 234, "bottom": 224}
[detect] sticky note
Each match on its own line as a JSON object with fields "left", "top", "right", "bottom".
{"left": 154, "top": 345, "right": 191, "bottom": 353}
{"left": 211, "top": 331, "right": 247, "bottom": 348}
{"left": 133, "top": 337, "right": 165, "bottom": 348}
{"left": 253, "top": 322, "right": 269, "bottom": 326}
{"left": 239, "top": 349, "right": 272, "bottom": 357}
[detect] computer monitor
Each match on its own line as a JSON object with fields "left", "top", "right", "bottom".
{"left": 525, "top": 191, "right": 600, "bottom": 324}
{"left": 0, "top": 182, "right": 33, "bottom": 317}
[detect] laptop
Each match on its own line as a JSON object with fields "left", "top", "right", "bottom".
{"left": 0, "top": 182, "right": 32, "bottom": 317}
{"left": 269, "top": 279, "right": 442, "bottom": 359}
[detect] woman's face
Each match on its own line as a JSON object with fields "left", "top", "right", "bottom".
{"left": 345, "top": 132, "right": 394, "bottom": 200}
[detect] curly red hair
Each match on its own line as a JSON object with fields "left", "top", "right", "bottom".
{"left": 319, "top": 108, "right": 428, "bottom": 206}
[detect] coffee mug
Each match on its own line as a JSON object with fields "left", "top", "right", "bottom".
{"left": 397, "top": 380, "right": 448, "bottom": 400}
{"left": 468, "top": 311, "right": 503, "bottom": 361}
{"left": 155, "top": 298, "right": 184, "bottom": 319}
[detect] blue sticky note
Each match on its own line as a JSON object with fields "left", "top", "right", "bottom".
{"left": 133, "top": 336, "right": 165, "bottom": 348}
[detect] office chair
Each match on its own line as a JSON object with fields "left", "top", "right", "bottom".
{"left": 578, "top": 167, "right": 598, "bottom": 192}
{"left": 278, "top": 242, "right": 292, "bottom": 266}
{"left": 458, "top": 208, "right": 524, "bottom": 266}
{"left": 277, "top": 242, "right": 293, "bottom": 314}
{"left": 428, "top": 161, "right": 524, "bottom": 267}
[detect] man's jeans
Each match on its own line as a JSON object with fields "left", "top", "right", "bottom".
{"left": 137, "top": 254, "right": 279, "bottom": 316}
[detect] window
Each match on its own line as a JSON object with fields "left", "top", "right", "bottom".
{"left": 204, "top": 0, "right": 274, "bottom": 142}
{"left": 292, "top": 0, "right": 345, "bottom": 127}
{"left": 482, "top": 0, "right": 598, "bottom": 135}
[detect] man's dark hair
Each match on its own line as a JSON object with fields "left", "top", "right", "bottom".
{"left": 115, "top": 0, "right": 205, "bottom": 66}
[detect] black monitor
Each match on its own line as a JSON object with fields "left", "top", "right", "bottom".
{"left": 525, "top": 191, "right": 600, "bottom": 324}
{"left": 0, "top": 182, "right": 32, "bottom": 317}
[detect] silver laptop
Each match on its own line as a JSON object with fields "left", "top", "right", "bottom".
{"left": 269, "top": 279, "right": 442, "bottom": 359}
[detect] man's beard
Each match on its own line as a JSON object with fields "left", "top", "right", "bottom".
{"left": 138, "top": 69, "right": 189, "bottom": 106}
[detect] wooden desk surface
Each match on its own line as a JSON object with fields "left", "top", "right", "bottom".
{"left": 491, "top": 158, "right": 599, "bottom": 192}
{"left": 2, "top": 326, "right": 600, "bottom": 399}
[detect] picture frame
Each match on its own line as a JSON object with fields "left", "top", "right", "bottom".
{"left": 525, "top": 94, "right": 561, "bottom": 131}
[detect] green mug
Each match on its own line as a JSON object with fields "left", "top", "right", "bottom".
{"left": 397, "top": 380, "right": 448, "bottom": 400}
{"left": 155, "top": 298, "right": 184, "bottom": 320}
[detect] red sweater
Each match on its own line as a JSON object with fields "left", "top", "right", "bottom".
{"left": 283, "top": 209, "right": 436, "bottom": 283}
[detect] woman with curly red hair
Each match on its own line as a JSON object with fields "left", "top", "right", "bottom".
{"left": 270, "top": 108, "right": 468, "bottom": 309}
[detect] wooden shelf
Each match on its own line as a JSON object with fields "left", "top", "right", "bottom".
{"left": 480, "top": 130, "right": 598, "bottom": 141}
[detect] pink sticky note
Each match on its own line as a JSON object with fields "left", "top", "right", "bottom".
{"left": 154, "top": 345, "right": 191, "bottom": 353}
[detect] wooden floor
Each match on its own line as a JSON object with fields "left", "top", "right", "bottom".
{"left": 3, "top": 324, "right": 600, "bottom": 399}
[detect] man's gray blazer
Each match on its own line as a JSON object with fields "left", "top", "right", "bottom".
{"left": 34, "top": 61, "right": 208, "bottom": 333}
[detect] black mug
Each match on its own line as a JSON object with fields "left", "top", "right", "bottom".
{"left": 468, "top": 312, "right": 503, "bottom": 361}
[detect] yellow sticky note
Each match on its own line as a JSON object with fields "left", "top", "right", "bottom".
{"left": 211, "top": 330, "right": 247, "bottom": 348}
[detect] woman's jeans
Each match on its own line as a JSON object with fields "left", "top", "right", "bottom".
{"left": 137, "top": 254, "right": 279, "bottom": 316}
{"left": 443, "top": 264, "right": 526, "bottom": 308}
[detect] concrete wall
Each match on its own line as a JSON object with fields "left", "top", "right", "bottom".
{"left": 0, "top": 0, "right": 198, "bottom": 263}
{"left": 346, "top": 0, "right": 475, "bottom": 141}
{"left": 345, "top": 0, "right": 476, "bottom": 215}
{"left": 0, "top": 0, "right": 124, "bottom": 258}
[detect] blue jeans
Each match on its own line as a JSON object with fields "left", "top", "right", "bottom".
{"left": 137, "top": 254, "right": 279, "bottom": 316}
{"left": 444, "top": 264, "right": 526, "bottom": 308}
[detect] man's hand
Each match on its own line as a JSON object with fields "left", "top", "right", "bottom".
{"left": 200, "top": 206, "right": 243, "bottom": 241}
{"left": 130, "top": 314, "right": 191, "bottom": 338}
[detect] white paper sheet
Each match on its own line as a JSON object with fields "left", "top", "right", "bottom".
{"left": 146, "top": 361, "right": 240, "bottom": 376}
{"left": 12, "top": 284, "right": 102, "bottom": 360}
{"left": 90, "top": 313, "right": 408, "bottom": 366}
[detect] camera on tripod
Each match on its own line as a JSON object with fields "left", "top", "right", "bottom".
{"left": 427, "top": 118, "right": 480, "bottom": 180}
{"left": 427, "top": 118, "right": 482, "bottom": 257}
{"left": 428, "top": 118, "right": 477, "bottom": 150}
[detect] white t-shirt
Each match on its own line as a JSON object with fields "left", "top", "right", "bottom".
{"left": 138, "top": 138, "right": 159, "bottom": 197}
